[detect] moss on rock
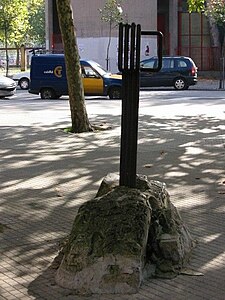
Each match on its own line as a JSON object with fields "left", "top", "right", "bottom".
{"left": 55, "top": 174, "right": 195, "bottom": 294}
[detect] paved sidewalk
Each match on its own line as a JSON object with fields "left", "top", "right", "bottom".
{"left": 0, "top": 91, "right": 225, "bottom": 300}
{"left": 191, "top": 78, "right": 223, "bottom": 90}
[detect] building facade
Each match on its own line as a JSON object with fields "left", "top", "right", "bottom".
{"left": 45, "top": 0, "right": 180, "bottom": 72}
{"left": 45, "top": 0, "right": 219, "bottom": 72}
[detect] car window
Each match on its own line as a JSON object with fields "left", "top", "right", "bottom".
{"left": 177, "top": 59, "right": 188, "bottom": 68}
{"left": 162, "top": 59, "right": 174, "bottom": 69}
{"left": 84, "top": 61, "right": 107, "bottom": 76}
{"left": 82, "top": 66, "right": 99, "bottom": 78}
{"left": 140, "top": 59, "right": 156, "bottom": 69}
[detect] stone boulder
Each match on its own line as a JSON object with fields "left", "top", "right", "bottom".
{"left": 55, "top": 173, "right": 195, "bottom": 294}
{"left": 55, "top": 185, "right": 152, "bottom": 294}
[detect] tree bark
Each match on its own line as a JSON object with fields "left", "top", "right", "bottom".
{"left": 208, "top": 18, "right": 219, "bottom": 47}
{"left": 56, "top": 0, "right": 92, "bottom": 133}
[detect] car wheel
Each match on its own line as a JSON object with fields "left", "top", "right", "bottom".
{"left": 108, "top": 87, "right": 121, "bottom": 99}
{"left": 40, "top": 88, "right": 56, "bottom": 99}
{"left": 174, "top": 78, "right": 187, "bottom": 90}
{"left": 19, "top": 78, "right": 30, "bottom": 90}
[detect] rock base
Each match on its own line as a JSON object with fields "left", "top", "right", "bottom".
{"left": 55, "top": 173, "right": 195, "bottom": 294}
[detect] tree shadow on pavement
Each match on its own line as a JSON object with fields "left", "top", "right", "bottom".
{"left": 0, "top": 112, "right": 225, "bottom": 299}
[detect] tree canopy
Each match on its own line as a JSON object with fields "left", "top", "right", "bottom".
{"left": 99, "top": 0, "right": 124, "bottom": 25}
{"left": 0, "top": 0, "right": 45, "bottom": 47}
{"left": 188, "top": 0, "right": 225, "bottom": 27}
{"left": 204, "top": 0, "right": 225, "bottom": 27}
{"left": 0, "top": 0, "right": 29, "bottom": 46}
{"left": 188, "top": 0, "right": 205, "bottom": 12}
{"left": 27, "top": 0, "right": 45, "bottom": 46}
{"left": 188, "top": 0, "right": 225, "bottom": 51}
{"left": 99, "top": 0, "right": 124, "bottom": 70}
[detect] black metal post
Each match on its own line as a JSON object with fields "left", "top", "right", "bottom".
{"left": 118, "top": 23, "right": 141, "bottom": 188}
{"left": 118, "top": 23, "right": 163, "bottom": 188}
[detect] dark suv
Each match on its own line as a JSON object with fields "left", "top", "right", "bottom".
{"left": 140, "top": 56, "right": 198, "bottom": 90}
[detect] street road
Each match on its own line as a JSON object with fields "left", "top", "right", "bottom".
{"left": 0, "top": 89, "right": 224, "bottom": 127}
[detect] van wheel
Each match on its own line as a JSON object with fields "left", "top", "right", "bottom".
{"left": 40, "top": 88, "right": 56, "bottom": 99}
{"left": 108, "top": 87, "right": 121, "bottom": 99}
{"left": 174, "top": 78, "right": 188, "bottom": 90}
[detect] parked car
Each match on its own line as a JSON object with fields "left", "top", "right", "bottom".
{"left": 0, "top": 75, "right": 17, "bottom": 98}
{"left": 12, "top": 71, "right": 30, "bottom": 90}
{"left": 140, "top": 56, "right": 198, "bottom": 90}
{"left": 29, "top": 54, "right": 122, "bottom": 99}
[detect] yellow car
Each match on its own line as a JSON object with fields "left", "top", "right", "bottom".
{"left": 81, "top": 60, "right": 122, "bottom": 99}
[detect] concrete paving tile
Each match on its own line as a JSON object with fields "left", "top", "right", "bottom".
{"left": 0, "top": 293, "right": 14, "bottom": 300}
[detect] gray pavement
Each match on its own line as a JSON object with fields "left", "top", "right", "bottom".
{"left": 0, "top": 86, "right": 225, "bottom": 299}
{"left": 191, "top": 78, "right": 223, "bottom": 90}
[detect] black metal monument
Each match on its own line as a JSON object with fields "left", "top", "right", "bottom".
{"left": 118, "top": 23, "right": 163, "bottom": 188}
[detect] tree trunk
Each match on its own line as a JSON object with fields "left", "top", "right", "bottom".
{"left": 106, "top": 21, "right": 112, "bottom": 71}
{"left": 56, "top": 0, "right": 92, "bottom": 133}
{"left": 208, "top": 18, "right": 219, "bottom": 47}
{"left": 4, "top": 21, "right": 9, "bottom": 77}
